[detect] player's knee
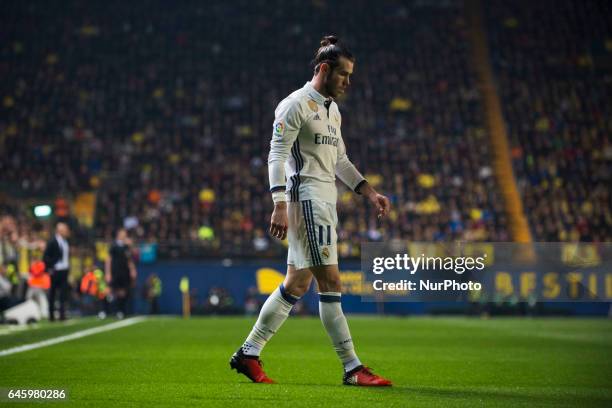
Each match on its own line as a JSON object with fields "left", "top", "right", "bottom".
{"left": 284, "top": 280, "right": 310, "bottom": 297}
{"left": 317, "top": 275, "right": 341, "bottom": 293}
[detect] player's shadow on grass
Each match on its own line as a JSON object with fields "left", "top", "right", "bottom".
{"left": 376, "top": 385, "right": 611, "bottom": 406}
{"left": 284, "top": 383, "right": 611, "bottom": 406}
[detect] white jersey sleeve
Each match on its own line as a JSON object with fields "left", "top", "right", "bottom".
{"left": 268, "top": 97, "right": 303, "bottom": 203}
{"left": 335, "top": 134, "right": 366, "bottom": 193}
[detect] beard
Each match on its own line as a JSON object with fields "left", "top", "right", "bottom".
{"left": 324, "top": 83, "right": 340, "bottom": 98}
{"left": 323, "top": 74, "right": 339, "bottom": 98}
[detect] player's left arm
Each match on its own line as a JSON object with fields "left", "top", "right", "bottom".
{"left": 335, "top": 136, "right": 391, "bottom": 219}
{"left": 355, "top": 180, "right": 391, "bottom": 219}
{"left": 128, "top": 259, "right": 137, "bottom": 287}
{"left": 104, "top": 254, "right": 112, "bottom": 283}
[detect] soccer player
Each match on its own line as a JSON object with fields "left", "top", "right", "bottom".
{"left": 230, "top": 35, "right": 392, "bottom": 386}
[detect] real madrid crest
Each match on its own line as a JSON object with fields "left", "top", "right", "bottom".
{"left": 322, "top": 247, "right": 330, "bottom": 259}
{"left": 307, "top": 99, "right": 319, "bottom": 113}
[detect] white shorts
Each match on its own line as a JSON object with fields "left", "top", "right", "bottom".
{"left": 287, "top": 200, "right": 338, "bottom": 269}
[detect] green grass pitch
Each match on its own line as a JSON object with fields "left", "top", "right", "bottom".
{"left": 1, "top": 316, "right": 611, "bottom": 407}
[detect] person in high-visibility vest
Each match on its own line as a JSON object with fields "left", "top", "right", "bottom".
{"left": 5, "top": 264, "right": 19, "bottom": 293}
{"left": 26, "top": 260, "right": 51, "bottom": 319}
{"left": 80, "top": 270, "right": 98, "bottom": 297}
{"left": 180, "top": 276, "right": 189, "bottom": 318}
{"left": 144, "top": 273, "right": 162, "bottom": 314}
{"left": 94, "top": 269, "right": 108, "bottom": 299}
{"left": 80, "top": 269, "right": 98, "bottom": 316}
{"left": 94, "top": 268, "right": 109, "bottom": 319}
{"left": 80, "top": 267, "right": 109, "bottom": 318}
{"left": 28, "top": 260, "right": 50, "bottom": 290}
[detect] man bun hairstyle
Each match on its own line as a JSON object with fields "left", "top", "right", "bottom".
{"left": 320, "top": 35, "right": 338, "bottom": 47}
{"left": 312, "top": 35, "right": 355, "bottom": 73}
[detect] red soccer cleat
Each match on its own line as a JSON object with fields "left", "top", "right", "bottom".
{"left": 343, "top": 365, "right": 392, "bottom": 386}
{"left": 229, "top": 349, "right": 276, "bottom": 384}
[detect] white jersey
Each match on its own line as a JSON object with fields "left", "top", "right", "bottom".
{"left": 268, "top": 82, "right": 365, "bottom": 204}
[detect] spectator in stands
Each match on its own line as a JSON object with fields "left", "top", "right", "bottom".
{"left": 0, "top": 1, "right": 510, "bottom": 257}
{"left": 0, "top": 216, "right": 19, "bottom": 292}
{"left": 0, "top": 266, "right": 14, "bottom": 314}
{"left": 2, "top": 0, "right": 608, "bottom": 253}
{"left": 244, "top": 286, "right": 261, "bottom": 316}
{"left": 486, "top": 0, "right": 611, "bottom": 242}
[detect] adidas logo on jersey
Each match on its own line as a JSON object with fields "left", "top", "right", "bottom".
{"left": 313, "top": 114, "right": 321, "bottom": 121}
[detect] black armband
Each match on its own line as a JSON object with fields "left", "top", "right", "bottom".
{"left": 354, "top": 180, "right": 367, "bottom": 195}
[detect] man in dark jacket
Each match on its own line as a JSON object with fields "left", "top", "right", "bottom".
{"left": 105, "top": 228, "right": 137, "bottom": 319}
{"left": 43, "top": 222, "right": 71, "bottom": 321}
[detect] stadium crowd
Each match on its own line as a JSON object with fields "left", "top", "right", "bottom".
{"left": 1, "top": 0, "right": 609, "bottom": 262}
{"left": 486, "top": 0, "right": 612, "bottom": 242}
{"left": 1, "top": 0, "right": 509, "bottom": 258}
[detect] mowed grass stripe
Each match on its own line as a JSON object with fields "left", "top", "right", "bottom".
{"left": 0, "top": 317, "right": 610, "bottom": 407}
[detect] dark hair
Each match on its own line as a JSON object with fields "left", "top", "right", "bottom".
{"left": 312, "top": 35, "right": 354, "bottom": 73}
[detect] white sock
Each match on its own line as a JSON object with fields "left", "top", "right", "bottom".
{"left": 241, "top": 284, "right": 298, "bottom": 357}
{"left": 319, "top": 292, "right": 362, "bottom": 372}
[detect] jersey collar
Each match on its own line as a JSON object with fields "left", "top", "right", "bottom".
{"left": 304, "top": 82, "right": 332, "bottom": 106}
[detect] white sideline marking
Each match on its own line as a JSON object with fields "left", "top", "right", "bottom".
{"left": 0, "top": 317, "right": 146, "bottom": 357}
{"left": 0, "top": 320, "right": 78, "bottom": 336}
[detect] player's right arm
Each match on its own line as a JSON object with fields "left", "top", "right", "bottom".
{"left": 268, "top": 98, "right": 303, "bottom": 240}
{"left": 128, "top": 258, "right": 137, "bottom": 287}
